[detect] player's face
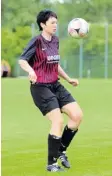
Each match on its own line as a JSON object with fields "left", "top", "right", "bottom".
{"left": 42, "top": 17, "right": 58, "bottom": 35}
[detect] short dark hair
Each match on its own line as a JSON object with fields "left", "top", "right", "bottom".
{"left": 36, "top": 9, "right": 57, "bottom": 31}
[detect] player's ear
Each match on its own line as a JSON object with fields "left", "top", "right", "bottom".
{"left": 40, "top": 22, "right": 46, "bottom": 30}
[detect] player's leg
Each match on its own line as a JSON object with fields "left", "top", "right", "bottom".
{"left": 30, "top": 84, "right": 64, "bottom": 172}
{"left": 61, "top": 101, "right": 83, "bottom": 149}
{"left": 59, "top": 102, "right": 83, "bottom": 168}
{"left": 55, "top": 82, "right": 83, "bottom": 168}
{"left": 46, "top": 108, "right": 64, "bottom": 172}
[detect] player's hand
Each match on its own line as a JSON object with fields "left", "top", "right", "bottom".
{"left": 28, "top": 70, "right": 37, "bottom": 84}
{"left": 67, "top": 78, "right": 79, "bottom": 87}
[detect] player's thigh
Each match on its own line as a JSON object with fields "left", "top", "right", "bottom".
{"left": 46, "top": 108, "right": 64, "bottom": 125}
{"left": 61, "top": 102, "right": 83, "bottom": 122}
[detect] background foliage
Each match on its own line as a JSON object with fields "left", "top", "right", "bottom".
{"left": 1, "top": 0, "right": 112, "bottom": 77}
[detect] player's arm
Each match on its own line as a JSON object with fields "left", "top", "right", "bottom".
{"left": 58, "top": 64, "right": 70, "bottom": 82}
{"left": 58, "top": 64, "right": 79, "bottom": 86}
{"left": 19, "top": 37, "right": 37, "bottom": 83}
{"left": 19, "top": 60, "right": 34, "bottom": 73}
{"left": 19, "top": 60, "right": 37, "bottom": 84}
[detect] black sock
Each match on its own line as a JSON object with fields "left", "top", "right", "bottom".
{"left": 59, "top": 125, "right": 78, "bottom": 153}
{"left": 48, "top": 134, "right": 61, "bottom": 165}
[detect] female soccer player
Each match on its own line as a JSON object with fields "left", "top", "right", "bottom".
{"left": 19, "top": 9, "right": 83, "bottom": 172}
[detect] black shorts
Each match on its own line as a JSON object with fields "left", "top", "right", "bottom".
{"left": 30, "top": 81, "right": 75, "bottom": 116}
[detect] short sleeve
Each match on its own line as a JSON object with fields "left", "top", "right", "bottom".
{"left": 20, "top": 37, "right": 37, "bottom": 61}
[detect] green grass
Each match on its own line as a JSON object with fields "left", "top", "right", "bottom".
{"left": 2, "top": 78, "right": 112, "bottom": 176}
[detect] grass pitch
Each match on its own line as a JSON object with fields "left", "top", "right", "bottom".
{"left": 2, "top": 78, "right": 112, "bottom": 176}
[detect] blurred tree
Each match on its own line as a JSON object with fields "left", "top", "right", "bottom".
{"left": 1, "top": 0, "right": 112, "bottom": 77}
{"left": 2, "top": 0, "right": 112, "bottom": 28}
{"left": 1, "top": 26, "right": 31, "bottom": 71}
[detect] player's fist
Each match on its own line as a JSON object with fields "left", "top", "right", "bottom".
{"left": 28, "top": 70, "right": 37, "bottom": 84}
{"left": 68, "top": 78, "right": 79, "bottom": 86}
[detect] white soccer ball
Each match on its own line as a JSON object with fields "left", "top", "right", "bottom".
{"left": 68, "top": 18, "right": 89, "bottom": 38}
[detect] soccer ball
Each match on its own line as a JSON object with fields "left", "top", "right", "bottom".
{"left": 68, "top": 18, "right": 89, "bottom": 38}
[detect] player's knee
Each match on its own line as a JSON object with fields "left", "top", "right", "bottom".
{"left": 52, "top": 117, "right": 64, "bottom": 127}
{"left": 77, "top": 110, "right": 83, "bottom": 123}
{"left": 71, "top": 110, "right": 83, "bottom": 124}
{"left": 56, "top": 118, "right": 64, "bottom": 127}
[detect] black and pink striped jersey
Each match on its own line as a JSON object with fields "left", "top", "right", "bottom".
{"left": 20, "top": 34, "right": 60, "bottom": 83}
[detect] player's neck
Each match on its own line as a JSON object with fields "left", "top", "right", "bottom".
{"left": 41, "top": 31, "right": 52, "bottom": 41}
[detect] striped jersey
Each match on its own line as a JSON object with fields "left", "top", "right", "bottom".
{"left": 20, "top": 34, "right": 60, "bottom": 83}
